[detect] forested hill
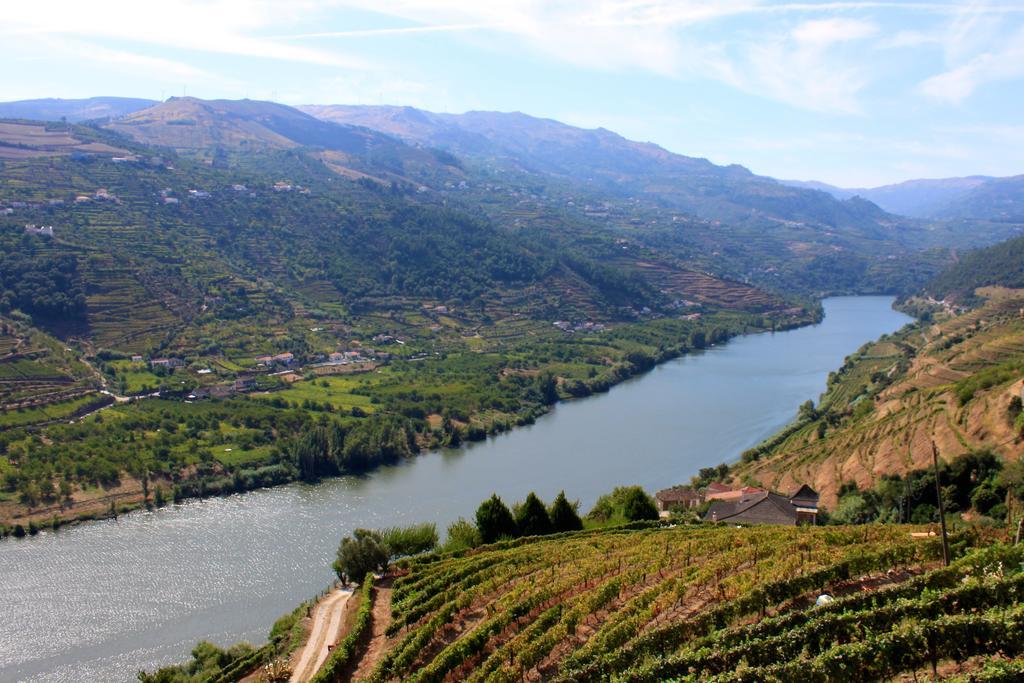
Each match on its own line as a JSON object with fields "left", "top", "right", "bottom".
{"left": 926, "top": 234, "right": 1024, "bottom": 303}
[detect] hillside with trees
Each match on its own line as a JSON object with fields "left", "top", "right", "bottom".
{"left": 926, "top": 235, "right": 1024, "bottom": 303}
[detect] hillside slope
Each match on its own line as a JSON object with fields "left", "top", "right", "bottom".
{"left": 303, "top": 104, "right": 1024, "bottom": 298}
{"left": 926, "top": 234, "right": 1024, "bottom": 303}
{"left": 731, "top": 287, "right": 1024, "bottom": 508}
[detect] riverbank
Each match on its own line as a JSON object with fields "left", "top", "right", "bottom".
{"left": 1, "top": 305, "right": 819, "bottom": 537}
{"left": 0, "top": 297, "right": 908, "bottom": 682}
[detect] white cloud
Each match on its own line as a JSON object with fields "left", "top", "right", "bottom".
{"left": 919, "top": 25, "right": 1024, "bottom": 102}
{"left": 317, "top": 2, "right": 893, "bottom": 112}
{"left": 1, "top": 1, "right": 369, "bottom": 68}
{"left": 791, "top": 17, "right": 878, "bottom": 46}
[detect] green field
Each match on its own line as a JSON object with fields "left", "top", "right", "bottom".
{"left": 255, "top": 376, "right": 377, "bottom": 412}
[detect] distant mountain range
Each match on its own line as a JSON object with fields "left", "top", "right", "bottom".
{"left": 299, "top": 104, "right": 892, "bottom": 232}
{"left": 0, "top": 96, "right": 157, "bottom": 122}
{"left": 4, "top": 96, "right": 1019, "bottom": 225}
{"left": 783, "top": 175, "right": 1024, "bottom": 222}
{"left": 2, "top": 95, "right": 1022, "bottom": 301}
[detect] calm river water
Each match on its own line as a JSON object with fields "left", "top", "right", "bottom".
{"left": 0, "top": 296, "right": 912, "bottom": 682}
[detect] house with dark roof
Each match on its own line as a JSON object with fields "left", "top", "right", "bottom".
{"left": 704, "top": 485, "right": 819, "bottom": 526}
{"left": 655, "top": 486, "right": 702, "bottom": 516}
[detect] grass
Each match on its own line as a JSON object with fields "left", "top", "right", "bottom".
{"left": 214, "top": 444, "right": 275, "bottom": 468}
{"left": 109, "top": 360, "right": 163, "bottom": 394}
{"left": 254, "top": 376, "right": 377, "bottom": 412}
{"left": 0, "top": 394, "right": 102, "bottom": 428}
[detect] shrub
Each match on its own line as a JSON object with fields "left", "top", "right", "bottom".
{"left": 442, "top": 518, "right": 482, "bottom": 553}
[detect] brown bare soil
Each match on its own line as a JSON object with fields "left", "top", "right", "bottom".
{"left": 349, "top": 576, "right": 395, "bottom": 681}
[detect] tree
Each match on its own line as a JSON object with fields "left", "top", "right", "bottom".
{"left": 621, "top": 487, "right": 659, "bottom": 521}
{"left": 380, "top": 523, "right": 438, "bottom": 558}
{"left": 549, "top": 491, "right": 583, "bottom": 532}
{"left": 515, "top": 492, "right": 552, "bottom": 536}
{"left": 590, "top": 486, "right": 659, "bottom": 523}
{"left": 475, "top": 494, "right": 517, "bottom": 543}
{"left": 536, "top": 372, "right": 559, "bottom": 405}
{"left": 798, "top": 400, "right": 819, "bottom": 422}
{"left": 333, "top": 529, "right": 389, "bottom": 584}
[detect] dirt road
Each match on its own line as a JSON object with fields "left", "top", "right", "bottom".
{"left": 289, "top": 588, "right": 353, "bottom": 683}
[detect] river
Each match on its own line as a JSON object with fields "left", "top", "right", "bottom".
{"left": 0, "top": 296, "right": 912, "bottom": 682}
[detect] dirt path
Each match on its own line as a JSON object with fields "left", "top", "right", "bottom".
{"left": 350, "top": 577, "right": 394, "bottom": 681}
{"left": 290, "top": 587, "right": 353, "bottom": 683}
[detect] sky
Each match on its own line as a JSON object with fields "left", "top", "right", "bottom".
{"left": 2, "top": 0, "right": 1023, "bottom": 187}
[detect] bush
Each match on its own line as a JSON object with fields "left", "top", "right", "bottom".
{"left": 971, "top": 486, "right": 1002, "bottom": 516}
{"left": 621, "top": 488, "right": 659, "bottom": 521}
{"left": 442, "top": 517, "right": 481, "bottom": 553}
{"left": 588, "top": 486, "right": 659, "bottom": 523}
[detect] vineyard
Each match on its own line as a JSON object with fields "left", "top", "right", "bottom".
{"left": 292, "top": 523, "right": 1021, "bottom": 683}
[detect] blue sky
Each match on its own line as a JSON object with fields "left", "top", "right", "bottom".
{"left": 3, "top": 1, "right": 1023, "bottom": 186}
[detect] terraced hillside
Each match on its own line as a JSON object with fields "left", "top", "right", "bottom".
{"left": 732, "top": 287, "right": 1024, "bottom": 508}
{"left": 0, "top": 319, "right": 103, "bottom": 430}
{"left": 144, "top": 524, "right": 1024, "bottom": 682}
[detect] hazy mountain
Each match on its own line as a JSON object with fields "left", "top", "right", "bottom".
{"left": 782, "top": 175, "right": 1000, "bottom": 218}
{"left": 107, "top": 97, "right": 400, "bottom": 154}
{"left": 0, "top": 96, "right": 156, "bottom": 122}
{"left": 934, "top": 174, "right": 1024, "bottom": 222}
{"left": 103, "top": 97, "right": 465, "bottom": 185}
{"left": 300, "top": 104, "right": 894, "bottom": 232}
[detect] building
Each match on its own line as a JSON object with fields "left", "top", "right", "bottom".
{"left": 705, "top": 484, "right": 765, "bottom": 502}
{"left": 24, "top": 224, "right": 54, "bottom": 237}
{"left": 704, "top": 485, "right": 819, "bottom": 526}
{"left": 150, "top": 358, "right": 184, "bottom": 369}
{"left": 654, "top": 486, "right": 702, "bottom": 516}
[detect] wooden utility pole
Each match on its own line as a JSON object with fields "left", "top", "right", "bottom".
{"left": 932, "top": 441, "right": 951, "bottom": 566}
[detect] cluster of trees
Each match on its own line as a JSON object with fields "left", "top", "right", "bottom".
{"left": 290, "top": 414, "right": 418, "bottom": 481}
{"left": 830, "top": 450, "right": 1023, "bottom": 525}
{"left": 330, "top": 486, "right": 661, "bottom": 581}
{"left": 0, "top": 228, "right": 86, "bottom": 322}
{"left": 470, "top": 490, "right": 583, "bottom": 543}
{"left": 333, "top": 523, "right": 438, "bottom": 583}
{"left": 585, "top": 485, "right": 660, "bottom": 524}
{"left": 926, "top": 234, "right": 1024, "bottom": 303}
